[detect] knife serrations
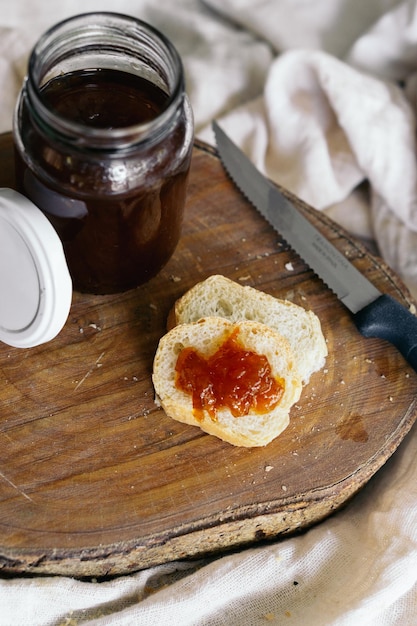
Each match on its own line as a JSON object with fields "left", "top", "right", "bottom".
{"left": 212, "top": 121, "right": 381, "bottom": 314}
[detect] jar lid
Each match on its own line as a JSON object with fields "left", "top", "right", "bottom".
{"left": 0, "top": 188, "right": 72, "bottom": 348}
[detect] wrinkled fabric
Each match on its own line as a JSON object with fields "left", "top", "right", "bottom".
{"left": 1, "top": 1, "right": 417, "bottom": 624}
{"left": 204, "top": 48, "right": 417, "bottom": 295}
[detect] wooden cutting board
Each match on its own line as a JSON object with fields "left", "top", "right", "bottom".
{"left": 0, "top": 131, "right": 416, "bottom": 578}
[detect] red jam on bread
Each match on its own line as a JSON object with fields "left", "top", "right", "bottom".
{"left": 175, "top": 328, "right": 285, "bottom": 421}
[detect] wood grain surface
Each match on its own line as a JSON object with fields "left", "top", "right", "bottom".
{"left": 0, "top": 131, "right": 416, "bottom": 578}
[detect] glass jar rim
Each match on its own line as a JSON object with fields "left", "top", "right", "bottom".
{"left": 26, "top": 12, "right": 185, "bottom": 149}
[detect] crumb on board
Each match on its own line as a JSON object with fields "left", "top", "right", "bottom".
{"left": 78, "top": 322, "right": 102, "bottom": 334}
{"left": 73, "top": 352, "right": 105, "bottom": 391}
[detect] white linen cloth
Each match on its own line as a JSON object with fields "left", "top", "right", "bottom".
{"left": 1, "top": 0, "right": 417, "bottom": 624}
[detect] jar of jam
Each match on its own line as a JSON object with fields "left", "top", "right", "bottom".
{"left": 13, "top": 12, "right": 194, "bottom": 294}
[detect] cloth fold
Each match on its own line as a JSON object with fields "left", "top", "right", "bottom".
{"left": 202, "top": 47, "right": 417, "bottom": 296}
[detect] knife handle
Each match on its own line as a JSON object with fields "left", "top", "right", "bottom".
{"left": 354, "top": 294, "right": 417, "bottom": 373}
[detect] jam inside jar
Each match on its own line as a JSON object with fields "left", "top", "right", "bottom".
{"left": 13, "top": 12, "right": 194, "bottom": 294}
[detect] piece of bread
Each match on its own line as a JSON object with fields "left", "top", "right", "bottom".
{"left": 152, "top": 317, "right": 303, "bottom": 447}
{"left": 168, "top": 274, "right": 327, "bottom": 384}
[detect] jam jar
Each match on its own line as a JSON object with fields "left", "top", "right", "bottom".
{"left": 13, "top": 12, "right": 194, "bottom": 294}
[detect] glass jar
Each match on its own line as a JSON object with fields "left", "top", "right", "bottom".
{"left": 13, "top": 12, "right": 194, "bottom": 294}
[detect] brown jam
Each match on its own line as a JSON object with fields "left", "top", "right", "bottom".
{"left": 40, "top": 69, "right": 167, "bottom": 129}
{"left": 14, "top": 68, "right": 192, "bottom": 294}
{"left": 175, "top": 328, "right": 285, "bottom": 421}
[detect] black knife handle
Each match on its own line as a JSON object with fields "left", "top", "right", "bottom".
{"left": 354, "top": 294, "right": 417, "bottom": 373}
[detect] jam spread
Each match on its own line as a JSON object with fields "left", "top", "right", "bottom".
{"left": 175, "top": 328, "right": 285, "bottom": 421}
{"left": 15, "top": 68, "right": 192, "bottom": 294}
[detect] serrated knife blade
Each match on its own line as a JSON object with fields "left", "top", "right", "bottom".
{"left": 213, "top": 120, "right": 417, "bottom": 372}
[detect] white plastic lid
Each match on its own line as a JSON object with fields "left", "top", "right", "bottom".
{"left": 0, "top": 188, "right": 72, "bottom": 348}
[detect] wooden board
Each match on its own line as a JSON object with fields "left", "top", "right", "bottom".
{"left": 0, "top": 131, "right": 416, "bottom": 578}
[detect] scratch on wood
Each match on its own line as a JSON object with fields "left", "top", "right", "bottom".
{"left": 0, "top": 469, "right": 34, "bottom": 502}
{"left": 74, "top": 352, "right": 105, "bottom": 391}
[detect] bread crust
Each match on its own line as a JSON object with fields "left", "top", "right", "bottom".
{"left": 154, "top": 274, "right": 327, "bottom": 446}
{"left": 168, "top": 274, "right": 327, "bottom": 384}
{"left": 153, "top": 317, "right": 303, "bottom": 447}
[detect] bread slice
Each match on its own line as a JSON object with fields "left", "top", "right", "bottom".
{"left": 168, "top": 274, "right": 327, "bottom": 384}
{"left": 152, "top": 317, "right": 303, "bottom": 447}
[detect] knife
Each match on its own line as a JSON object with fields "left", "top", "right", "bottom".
{"left": 212, "top": 120, "right": 417, "bottom": 373}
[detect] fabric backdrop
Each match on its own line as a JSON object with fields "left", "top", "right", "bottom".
{"left": 1, "top": 1, "right": 417, "bottom": 624}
